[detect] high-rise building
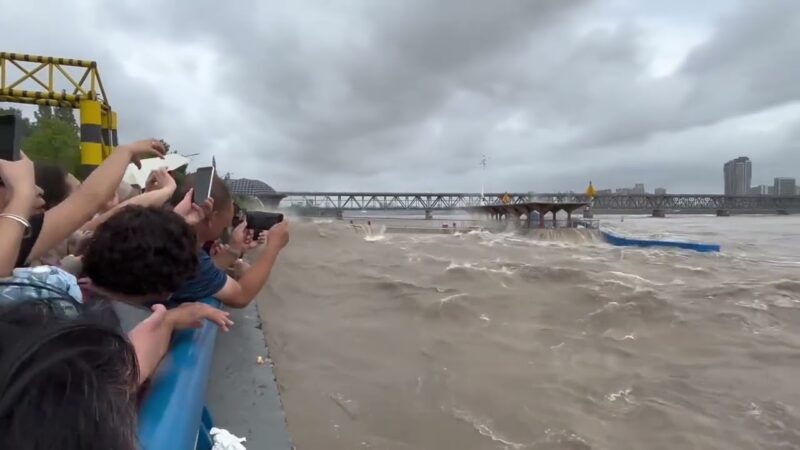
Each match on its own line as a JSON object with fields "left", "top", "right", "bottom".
{"left": 750, "top": 185, "right": 770, "bottom": 195}
{"left": 632, "top": 183, "right": 645, "bottom": 194}
{"left": 774, "top": 177, "right": 797, "bottom": 196}
{"left": 654, "top": 187, "right": 667, "bottom": 195}
{"left": 723, "top": 157, "right": 752, "bottom": 195}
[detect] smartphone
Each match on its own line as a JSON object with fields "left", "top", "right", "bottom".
{"left": 0, "top": 114, "right": 22, "bottom": 161}
{"left": 245, "top": 211, "right": 284, "bottom": 232}
{"left": 193, "top": 166, "right": 215, "bottom": 205}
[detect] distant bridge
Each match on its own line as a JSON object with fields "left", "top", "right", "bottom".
{"left": 279, "top": 192, "right": 800, "bottom": 216}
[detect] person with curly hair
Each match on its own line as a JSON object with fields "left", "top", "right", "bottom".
{"left": 81, "top": 205, "right": 199, "bottom": 300}
{"left": 77, "top": 204, "right": 232, "bottom": 381}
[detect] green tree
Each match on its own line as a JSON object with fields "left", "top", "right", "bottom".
{"left": 34, "top": 104, "right": 53, "bottom": 122}
{"left": 23, "top": 105, "right": 81, "bottom": 175}
{"left": 54, "top": 105, "right": 78, "bottom": 130}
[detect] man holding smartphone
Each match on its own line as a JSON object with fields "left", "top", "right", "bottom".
{"left": 168, "top": 171, "right": 289, "bottom": 308}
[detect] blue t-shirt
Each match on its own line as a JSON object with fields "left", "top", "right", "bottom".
{"left": 170, "top": 250, "right": 228, "bottom": 303}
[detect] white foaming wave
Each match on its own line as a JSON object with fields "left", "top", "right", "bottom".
{"left": 364, "top": 234, "right": 385, "bottom": 242}
{"left": 606, "top": 388, "right": 633, "bottom": 403}
{"left": 735, "top": 299, "right": 770, "bottom": 311}
{"left": 605, "top": 271, "right": 662, "bottom": 286}
{"left": 445, "top": 261, "right": 514, "bottom": 275}
{"left": 439, "top": 293, "right": 467, "bottom": 303}
{"left": 587, "top": 301, "right": 622, "bottom": 317}
{"left": 312, "top": 218, "right": 333, "bottom": 224}
{"left": 674, "top": 264, "right": 709, "bottom": 273}
{"left": 450, "top": 407, "right": 526, "bottom": 450}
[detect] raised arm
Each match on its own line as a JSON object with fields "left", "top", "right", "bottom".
{"left": 26, "top": 139, "right": 165, "bottom": 262}
{"left": 213, "top": 220, "right": 289, "bottom": 308}
{"left": 0, "top": 156, "right": 40, "bottom": 276}
{"left": 80, "top": 168, "right": 176, "bottom": 233}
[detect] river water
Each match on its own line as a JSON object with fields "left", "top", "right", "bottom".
{"left": 259, "top": 215, "right": 800, "bottom": 450}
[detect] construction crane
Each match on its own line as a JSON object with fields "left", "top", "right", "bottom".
{"left": 0, "top": 52, "right": 116, "bottom": 175}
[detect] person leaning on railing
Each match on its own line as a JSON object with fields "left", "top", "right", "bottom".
{"left": 166, "top": 172, "right": 289, "bottom": 308}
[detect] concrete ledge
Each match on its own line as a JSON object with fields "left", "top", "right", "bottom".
{"left": 206, "top": 302, "right": 293, "bottom": 450}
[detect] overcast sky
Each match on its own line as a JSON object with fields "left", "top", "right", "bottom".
{"left": 2, "top": 0, "right": 798, "bottom": 193}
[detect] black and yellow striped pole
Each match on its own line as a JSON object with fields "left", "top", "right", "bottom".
{"left": 79, "top": 99, "right": 103, "bottom": 177}
{"left": 101, "top": 108, "right": 114, "bottom": 159}
{"left": 110, "top": 110, "right": 118, "bottom": 148}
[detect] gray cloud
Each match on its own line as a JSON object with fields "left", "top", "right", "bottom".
{"left": 1, "top": 0, "right": 798, "bottom": 193}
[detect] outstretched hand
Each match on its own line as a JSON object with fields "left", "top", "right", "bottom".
{"left": 167, "top": 302, "right": 234, "bottom": 332}
{"left": 242, "top": 229, "right": 267, "bottom": 252}
{"left": 174, "top": 188, "right": 214, "bottom": 226}
{"left": 122, "top": 138, "right": 167, "bottom": 169}
{"left": 0, "top": 153, "right": 43, "bottom": 214}
{"left": 145, "top": 168, "right": 176, "bottom": 193}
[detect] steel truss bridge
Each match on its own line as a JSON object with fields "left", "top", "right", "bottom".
{"left": 280, "top": 192, "right": 800, "bottom": 214}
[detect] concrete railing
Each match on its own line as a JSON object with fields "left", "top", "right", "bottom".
{"left": 138, "top": 298, "right": 221, "bottom": 450}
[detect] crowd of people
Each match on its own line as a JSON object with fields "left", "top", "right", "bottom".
{"left": 0, "top": 138, "right": 290, "bottom": 449}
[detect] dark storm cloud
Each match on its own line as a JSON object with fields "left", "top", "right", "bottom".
{"left": 1, "top": 0, "right": 798, "bottom": 192}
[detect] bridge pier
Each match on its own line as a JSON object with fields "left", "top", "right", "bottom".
{"left": 583, "top": 207, "right": 594, "bottom": 219}
{"left": 336, "top": 210, "right": 343, "bottom": 220}
{"left": 652, "top": 209, "right": 666, "bottom": 218}
{"left": 716, "top": 209, "right": 730, "bottom": 217}
{"left": 425, "top": 210, "right": 433, "bottom": 220}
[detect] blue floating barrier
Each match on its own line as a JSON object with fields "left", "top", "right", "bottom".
{"left": 601, "top": 230, "right": 720, "bottom": 253}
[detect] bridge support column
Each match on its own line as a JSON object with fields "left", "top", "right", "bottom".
{"left": 336, "top": 210, "right": 343, "bottom": 220}
{"left": 79, "top": 99, "right": 104, "bottom": 178}
{"left": 425, "top": 210, "right": 433, "bottom": 220}
{"left": 716, "top": 209, "right": 730, "bottom": 217}
{"left": 652, "top": 209, "right": 666, "bottom": 218}
{"left": 583, "top": 207, "right": 594, "bottom": 219}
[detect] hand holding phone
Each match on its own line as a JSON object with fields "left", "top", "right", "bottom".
{"left": 193, "top": 166, "right": 215, "bottom": 205}
{"left": 245, "top": 211, "right": 284, "bottom": 233}
{"left": 0, "top": 114, "right": 23, "bottom": 161}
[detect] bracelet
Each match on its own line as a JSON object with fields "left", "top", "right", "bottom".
{"left": 0, "top": 213, "right": 32, "bottom": 238}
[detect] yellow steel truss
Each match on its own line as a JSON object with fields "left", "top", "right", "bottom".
{"left": 0, "top": 52, "right": 109, "bottom": 108}
{"left": 0, "top": 52, "right": 117, "bottom": 171}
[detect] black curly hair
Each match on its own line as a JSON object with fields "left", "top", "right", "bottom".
{"left": 82, "top": 205, "right": 198, "bottom": 297}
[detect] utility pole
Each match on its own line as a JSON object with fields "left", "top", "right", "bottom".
{"left": 480, "top": 154, "right": 487, "bottom": 204}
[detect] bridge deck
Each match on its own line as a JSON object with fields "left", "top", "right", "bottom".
{"left": 278, "top": 192, "right": 800, "bottom": 213}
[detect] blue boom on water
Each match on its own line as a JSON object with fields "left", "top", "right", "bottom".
{"left": 601, "top": 230, "right": 721, "bottom": 253}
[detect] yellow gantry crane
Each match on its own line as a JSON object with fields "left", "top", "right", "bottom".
{"left": 0, "top": 52, "right": 116, "bottom": 174}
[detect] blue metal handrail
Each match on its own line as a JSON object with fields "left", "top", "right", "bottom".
{"left": 138, "top": 298, "right": 220, "bottom": 450}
